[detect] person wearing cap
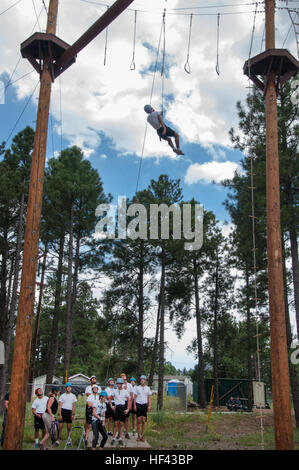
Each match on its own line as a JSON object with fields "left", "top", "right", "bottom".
{"left": 105, "top": 378, "right": 116, "bottom": 436}
{"left": 129, "top": 378, "right": 137, "bottom": 435}
{"left": 85, "top": 384, "right": 100, "bottom": 447}
{"left": 133, "top": 375, "right": 152, "bottom": 442}
{"left": 91, "top": 391, "right": 108, "bottom": 450}
{"left": 120, "top": 373, "right": 133, "bottom": 439}
{"left": 84, "top": 376, "right": 101, "bottom": 442}
{"left": 58, "top": 383, "right": 77, "bottom": 439}
{"left": 144, "top": 104, "right": 184, "bottom": 156}
{"left": 31, "top": 388, "right": 48, "bottom": 449}
{"left": 109, "top": 378, "right": 130, "bottom": 446}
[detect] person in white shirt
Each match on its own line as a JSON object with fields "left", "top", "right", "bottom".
{"left": 84, "top": 375, "right": 101, "bottom": 442}
{"left": 129, "top": 378, "right": 138, "bottom": 435}
{"left": 31, "top": 388, "right": 48, "bottom": 448}
{"left": 58, "top": 383, "right": 77, "bottom": 438}
{"left": 133, "top": 375, "right": 152, "bottom": 442}
{"left": 105, "top": 378, "right": 116, "bottom": 436}
{"left": 120, "top": 373, "right": 133, "bottom": 439}
{"left": 144, "top": 104, "right": 184, "bottom": 156}
{"left": 85, "top": 384, "right": 100, "bottom": 446}
{"left": 91, "top": 391, "right": 108, "bottom": 450}
{"left": 109, "top": 378, "right": 130, "bottom": 446}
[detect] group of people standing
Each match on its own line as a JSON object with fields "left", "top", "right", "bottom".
{"left": 27, "top": 372, "right": 152, "bottom": 450}
{"left": 85, "top": 373, "right": 152, "bottom": 449}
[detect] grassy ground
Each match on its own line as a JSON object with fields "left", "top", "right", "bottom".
{"left": 1, "top": 395, "right": 299, "bottom": 450}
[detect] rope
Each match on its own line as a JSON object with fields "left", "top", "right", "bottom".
{"left": 161, "top": 9, "right": 166, "bottom": 115}
{"left": 216, "top": 13, "right": 220, "bottom": 76}
{"left": 0, "top": 0, "right": 23, "bottom": 16}
{"left": 247, "top": 1, "right": 265, "bottom": 451}
{"left": 31, "top": 0, "right": 41, "bottom": 31}
{"left": 135, "top": 12, "right": 164, "bottom": 195}
{"left": 5, "top": 80, "right": 39, "bottom": 144}
{"left": 104, "top": 6, "right": 109, "bottom": 66}
{"left": 184, "top": 14, "right": 193, "bottom": 74}
{"left": 130, "top": 10, "right": 137, "bottom": 70}
{"left": 287, "top": 8, "right": 299, "bottom": 58}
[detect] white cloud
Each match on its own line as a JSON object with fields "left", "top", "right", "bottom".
{"left": 2, "top": 0, "right": 296, "bottom": 160}
{"left": 185, "top": 160, "right": 239, "bottom": 185}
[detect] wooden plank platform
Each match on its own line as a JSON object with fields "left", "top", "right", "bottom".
{"left": 88, "top": 432, "right": 151, "bottom": 450}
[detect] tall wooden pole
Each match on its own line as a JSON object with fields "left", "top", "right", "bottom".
{"left": 265, "top": 0, "right": 293, "bottom": 450}
{"left": 3, "top": 0, "right": 59, "bottom": 451}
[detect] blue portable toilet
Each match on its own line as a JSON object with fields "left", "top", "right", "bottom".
{"left": 168, "top": 380, "right": 183, "bottom": 398}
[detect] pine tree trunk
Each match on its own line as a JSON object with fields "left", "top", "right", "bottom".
{"left": 45, "top": 234, "right": 65, "bottom": 389}
{"left": 64, "top": 203, "right": 74, "bottom": 381}
{"left": 193, "top": 258, "right": 206, "bottom": 408}
{"left": 282, "top": 237, "right": 299, "bottom": 427}
{"left": 213, "top": 256, "right": 219, "bottom": 407}
{"left": 137, "top": 240, "right": 144, "bottom": 376}
{"left": 245, "top": 268, "right": 253, "bottom": 411}
{"left": 148, "top": 296, "right": 161, "bottom": 387}
{"left": 289, "top": 224, "right": 299, "bottom": 342}
{"left": 157, "top": 245, "right": 166, "bottom": 410}
{"left": 69, "top": 232, "right": 81, "bottom": 357}
{"left": 27, "top": 243, "right": 48, "bottom": 400}
{"left": 0, "top": 194, "right": 25, "bottom": 410}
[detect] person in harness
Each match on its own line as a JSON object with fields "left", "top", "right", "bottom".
{"left": 144, "top": 105, "right": 184, "bottom": 156}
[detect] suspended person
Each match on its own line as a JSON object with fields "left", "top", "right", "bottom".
{"left": 105, "top": 378, "right": 116, "bottom": 436}
{"left": 109, "top": 378, "right": 130, "bottom": 446}
{"left": 129, "top": 378, "right": 138, "bottom": 436}
{"left": 144, "top": 105, "right": 184, "bottom": 156}
{"left": 86, "top": 384, "right": 100, "bottom": 447}
{"left": 120, "top": 372, "right": 133, "bottom": 439}
{"left": 91, "top": 391, "right": 108, "bottom": 451}
{"left": 39, "top": 387, "right": 60, "bottom": 450}
{"left": 133, "top": 375, "right": 152, "bottom": 443}
{"left": 31, "top": 388, "right": 48, "bottom": 449}
{"left": 58, "top": 382, "right": 77, "bottom": 440}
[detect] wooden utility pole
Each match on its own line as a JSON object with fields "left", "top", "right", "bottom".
{"left": 3, "top": 0, "right": 135, "bottom": 450}
{"left": 3, "top": 0, "right": 59, "bottom": 451}
{"left": 265, "top": 0, "right": 293, "bottom": 450}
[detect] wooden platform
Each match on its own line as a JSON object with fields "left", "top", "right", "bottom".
{"left": 88, "top": 432, "right": 151, "bottom": 450}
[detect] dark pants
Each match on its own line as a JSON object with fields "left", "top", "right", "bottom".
{"left": 0, "top": 410, "right": 7, "bottom": 446}
{"left": 92, "top": 420, "right": 108, "bottom": 449}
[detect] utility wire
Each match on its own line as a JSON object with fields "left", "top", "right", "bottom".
{"left": 0, "top": 0, "right": 23, "bottom": 17}
{"left": 5, "top": 80, "right": 39, "bottom": 144}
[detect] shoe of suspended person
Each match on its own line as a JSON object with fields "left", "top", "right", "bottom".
{"left": 125, "top": 433, "right": 130, "bottom": 439}
{"left": 176, "top": 149, "right": 184, "bottom": 155}
{"left": 108, "top": 431, "right": 113, "bottom": 436}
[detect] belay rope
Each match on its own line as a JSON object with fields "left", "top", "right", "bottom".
{"left": 184, "top": 13, "right": 193, "bottom": 74}
{"left": 247, "top": 1, "right": 265, "bottom": 451}
{"left": 216, "top": 13, "right": 220, "bottom": 76}
{"left": 130, "top": 10, "right": 137, "bottom": 70}
{"left": 135, "top": 10, "right": 166, "bottom": 194}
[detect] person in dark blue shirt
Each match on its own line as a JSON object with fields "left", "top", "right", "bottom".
{"left": 1, "top": 392, "right": 9, "bottom": 446}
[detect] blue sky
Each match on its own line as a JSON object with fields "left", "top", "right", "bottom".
{"left": 0, "top": 0, "right": 298, "bottom": 370}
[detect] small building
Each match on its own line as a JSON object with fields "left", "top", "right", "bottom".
{"left": 152, "top": 375, "right": 193, "bottom": 395}
{"left": 68, "top": 373, "right": 90, "bottom": 383}
{"left": 31, "top": 374, "right": 61, "bottom": 399}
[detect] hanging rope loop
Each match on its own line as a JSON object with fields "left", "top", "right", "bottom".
{"left": 161, "top": 9, "right": 167, "bottom": 115}
{"left": 130, "top": 10, "right": 137, "bottom": 71}
{"left": 215, "top": 13, "right": 220, "bottom": 76}
{"left": 184, "top": 14, "right": 193, "bottom": 74}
